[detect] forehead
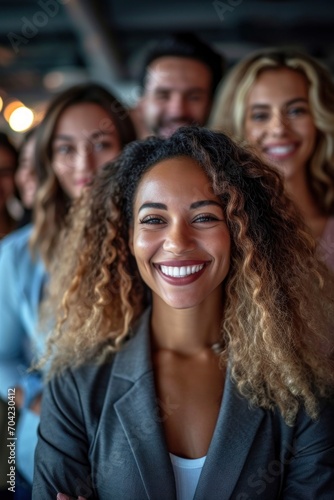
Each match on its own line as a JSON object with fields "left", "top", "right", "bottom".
{"left": 145, "top": 56, "right": 212, "bottom": 92}
{"left": 53, "top": 102, "right": 115, "bottom": 137}
{"left": 135, "top": 156, "right": 216, "bottom": 204}
{"left": 247, "top": 67, "right": 309, "bottom": 103}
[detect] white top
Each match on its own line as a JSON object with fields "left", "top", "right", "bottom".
{"left": 170, "top": 453, "right": 206, "bottom": 500}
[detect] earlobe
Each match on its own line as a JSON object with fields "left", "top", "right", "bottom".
{"left": 128, "top": 227, "right": 135, "bottom": 256}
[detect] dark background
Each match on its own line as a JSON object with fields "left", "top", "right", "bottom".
{"left": 0, "top": 0, "right": 333, "bottom": 135}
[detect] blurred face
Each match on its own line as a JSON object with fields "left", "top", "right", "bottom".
{"left": 244, "top": 68, "right": 317, "bottom": 181}
{"left": 140, "top": 57, "right": 212, "bottom": 138}
{"left": 129, "top": 157, "right": 231, "bottom": 310}
{"left": 0, "top": 146, "right": 16, "bottom": 212}
{"left": 51, "top": 102, "right": 122, "bottom": 199}
{"left": 15, "top": 134, "right": 37, "bottom": 209}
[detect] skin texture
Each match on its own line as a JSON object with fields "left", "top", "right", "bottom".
{"left": 129, "top": 157, "right": 230, "bottom": 313}
{"left": 51, "top": 103, "right": 122, "bottom": 199}
{"left": 244, "top": 67, "right": 326, "bottom": 237}
{"left": 139, "top": 56, "right": 212, "bottom": 138}
{"left": 129, "top": 157, "right": 230, "bottom": 458}
{"left": 15, "top": 134, "right": 37, "bottom": 208}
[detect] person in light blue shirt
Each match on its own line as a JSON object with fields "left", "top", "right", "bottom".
{"left": 0, "top": 82, "right": 136, "bottom": 494}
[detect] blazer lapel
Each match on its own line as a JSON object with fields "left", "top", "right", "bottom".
{"left": 194, "top": 373, "right": 265, "bottom": 499}
{"left": 112, "top": 309, "right": 176, "bottom": 499}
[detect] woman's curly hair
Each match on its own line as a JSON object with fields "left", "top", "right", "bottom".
{"left": 210, "top": 48, "right": 334, "bottom": 215}
{"left": 41, "top": 126, "right": 334, "bottom": 425}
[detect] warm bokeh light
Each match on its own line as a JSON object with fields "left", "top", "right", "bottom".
{"left": 3, "top": 100, "right": 23, "bottom": 122}
{"left": 0, "top": 96, "right": 3, "bottom": 112}
{"left": 8, "top": 106, "right": 34, "bottom": 132}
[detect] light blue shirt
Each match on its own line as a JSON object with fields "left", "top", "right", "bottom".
{"left": 0, "top": 224, "right": 47, "bottom": 483}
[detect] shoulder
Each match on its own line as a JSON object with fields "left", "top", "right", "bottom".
{"left": 48, "top": 308, "right": 152, "bottom": 405}
{"left": 0, "top": 224, "right": 46, "bottom": 301}
{"left": 0, "top": 224, "right": 44, "bottom": 270}
{"left": 0, "top": 224, "right": 33, "bottom": 262}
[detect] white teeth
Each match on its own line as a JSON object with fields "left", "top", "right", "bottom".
{"left": 160, "top": 264, "right": 204, "bottom": 278}
{"left": 266, "top": 145, "right": 295, "bottom": 155}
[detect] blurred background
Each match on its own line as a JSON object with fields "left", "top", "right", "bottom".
{"left": 1, "top": 0, "right": 333, "bottom": 139}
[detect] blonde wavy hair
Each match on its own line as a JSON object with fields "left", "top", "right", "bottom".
{"left": 41, "top": 127, "right": 334, "bottom": 425}
{"left": 210, "top": 48, "right": 334, "bottom": 215}
{"left": 29, "top": 83, "right": 136, "bottom": 267}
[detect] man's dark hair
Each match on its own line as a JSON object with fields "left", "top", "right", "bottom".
{"left": 139, "top": 32, "right": 225, "bottom": 98}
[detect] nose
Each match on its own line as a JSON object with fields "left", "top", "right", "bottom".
{"left": 268, "top": 111, "right": 288, "bottom": 136}
{"left": 163, "top": 220, "right": 195, "bottom": 255}
{"left": 72, "top": 143, "right": 95, "bottom": 172}
{"left": 167, "top": 93, "right": 188, "bottom": 118}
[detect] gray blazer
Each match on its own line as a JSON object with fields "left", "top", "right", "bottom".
{"left": 33, "top": 309, "right": 334, "bottom": 499}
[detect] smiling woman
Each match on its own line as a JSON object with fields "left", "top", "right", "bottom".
{"left": 210, "top": 48, "right": 334, "bottom": 271}
{"left": 33, "top": 127, "right": 334, "bottom": 500}
{"left": 130, "top": 157, "right": 231, "bottom": 312}
{"left": 0, "top": 82, "right": 136, "bottom": 494}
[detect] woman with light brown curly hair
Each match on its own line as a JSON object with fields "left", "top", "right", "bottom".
{"left": 0, "top": 82, "right": 136, "bottom": 494}
{"left": 33, "top": 127, "right": 334, "bottom": 500}
{"left": 210, "top": 48, "right": 334, "bottom": 271}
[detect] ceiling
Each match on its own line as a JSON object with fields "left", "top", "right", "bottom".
{"left": 0, "top": 0, "right": 333, "bottom": 134}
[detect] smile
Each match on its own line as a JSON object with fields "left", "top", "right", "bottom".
{"left": 160, "top": 264, "right": 205, "bottom": 278}
{"left": 264, "top": 144, "right": 297, "bottom": 156}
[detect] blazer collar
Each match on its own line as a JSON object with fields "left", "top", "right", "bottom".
{"left": 194, "top": 372, "right": 265, "bottom": 499}
{"left": 112, "top": 308, "right": 177, "bottom": 499}
{"left": 112, "top": 307, "right": 153, "bottom": 383}
{"left": 112, "top": 309, "right": 265, "bottom": 499}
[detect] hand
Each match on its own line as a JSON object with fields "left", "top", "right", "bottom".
{"left": 14, "top": 386, "right": 24, "bottom": 409}
{"left": 57, "top": 493, "right": 87, "bottom": 500}
{"left": 29, "top": 393, "right": 42, "bottom": 415}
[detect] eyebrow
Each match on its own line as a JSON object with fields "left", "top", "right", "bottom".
{"left": 53, "top": 131, "right": 114, "bottom": 142}
{"left": 153, "top": 87, "right": 207, "bottom": 94}
{"left": 249, "top": 98, "right": 308, "bottom": 109}
{"left": 138, "top": 200, "right": 222, "bottom": 214}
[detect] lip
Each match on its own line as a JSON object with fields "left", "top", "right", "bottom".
{"left": 74, "top": 177, "right": 93, "bottom": 186}
{"left": 262, "top": 142, "right": 299, "bottom": 160}
{"left": 154, "top": 260, "right": 209, "bottom": 286}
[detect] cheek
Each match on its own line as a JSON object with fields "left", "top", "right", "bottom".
{"left": 52, "top": 157, "right": 70, "bottom": 177}
{"left": 145, "top": 99, "right": 162, "bottom": 118}
{"left": 133, "top": 231, "right": 154, "bottom": 256}
{"left": 132, "top": 230, "right": 162, "bottom": 266}
{"left": 301, "top": 121, "right": 317, "bottom": 143}
{"left": 244, "top": 122, "right": 261, "bottom": 143}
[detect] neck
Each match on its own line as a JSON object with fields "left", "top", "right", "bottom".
{"left": 151, "top": 291, "right": 224, "bottom": 356}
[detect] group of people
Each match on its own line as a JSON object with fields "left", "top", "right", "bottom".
{"left": 0, "top": 32, "right": 333, "bottom": 500}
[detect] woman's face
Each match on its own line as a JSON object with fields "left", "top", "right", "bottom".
{"left": 0, "top": 146, "right": 16, "bottom": 212}
{"left": 15, "top": 134, "right": 37, "bottom": 209}
{"left": 244, "top": 68, "right": 317, "bottom": 182}
{"left": 129, "top": 157, "right": 231, "bottom": 310}
{"left": 51, "top": 102, "right": 122, "bottom": 199}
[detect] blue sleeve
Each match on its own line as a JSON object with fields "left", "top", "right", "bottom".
{"left": 0, "top": 235, "right": 28, "bottom": 397}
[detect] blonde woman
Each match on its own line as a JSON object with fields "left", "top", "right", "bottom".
{"left": 33, "top": 128, "right": 334, "bottom": 499}
{"left": 0, "top": 82, "right": 136, "bottom": 493}
{"left": 210, "top": 48, "right": 334, "bottom": 270}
